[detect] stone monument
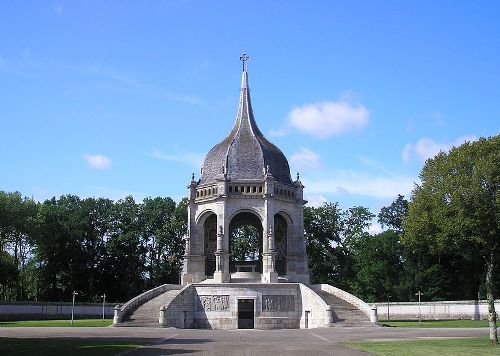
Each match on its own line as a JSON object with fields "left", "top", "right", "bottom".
{"left": 181, "top": 53, "right": 310, "bottom": 285}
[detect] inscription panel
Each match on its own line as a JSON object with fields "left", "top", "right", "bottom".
{"left": 262, "top": 295, "right": 295, "bottom": 312}
{"left": 199, "top": 295, "right": 230, "bottom": 311}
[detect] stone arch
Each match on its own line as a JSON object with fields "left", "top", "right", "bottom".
{"left": 227, "top": 207, "right": 264, "bottom": 223}
{"left": 228, "top": 211, "right": 263, "bottom": 274}
{"left": 195, "top": 209, "right": 217, "bottom": 225}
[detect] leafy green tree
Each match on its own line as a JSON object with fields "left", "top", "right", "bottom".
{"left": 378, "top": 194, "right": 408, "bottom": 232}
{"left": 304, "top": 203, "right": 374, "bottom": 291}
{"left": 231, "top": 225, "right": 259, "bottom": 261}
{"left": 0, "top": 191, "right": 38, "bottom": 300}
{"left": 403, "top": 136, "right": 499, "bottom": 344}
{"left": 351, "top": 230, "right": 403, "bottom": 303}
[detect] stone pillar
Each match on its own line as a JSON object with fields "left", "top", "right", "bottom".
{"left": 159, "top": 306, "right": 166, "bottom": 326}
{"left": 370, "top": 306, "right": 378, "bottom": 324}
{"left": 213, "top": 225, "right": 224, "bottom": 283}
{"left": 113, "top": 305, "right": 122, "bottom": 325}
{"left": 262, "top": 223, "right": 278, "bottom": 283}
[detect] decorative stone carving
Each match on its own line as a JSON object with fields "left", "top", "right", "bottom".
{"left": 199, "top": 295, "right": 230, "bottom": 311}
{"left": 262, "top": 295, "right": 295, "bottom": 312}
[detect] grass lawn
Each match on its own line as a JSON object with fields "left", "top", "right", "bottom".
{"left": 380, "top": 319, "right": 489, "bottom": 328}
{"left": 0, "top": 319, "right": 113, "bottom": 327}
{"left": 345, "top": 337, "right": 499, "bottom": 356}
{"left": 0, "top": 338, "right": 144, "bottom": 356}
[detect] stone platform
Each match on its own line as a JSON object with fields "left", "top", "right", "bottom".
{"left": 115, "top": 282, "right": 376, "bottom": 330}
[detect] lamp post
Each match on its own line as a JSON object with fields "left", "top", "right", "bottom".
{"left": 71, "top": 291, "right": 78, "bottom": 325}
{"left": 101, "top": 294, "right": 106, "bottom": 320}
{"left": 415, "top": 291, "right": 423, "bottom": 325}
{"left": 387, "top": 295, "right": 392, "bottom": 320}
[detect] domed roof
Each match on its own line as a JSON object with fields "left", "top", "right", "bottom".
{"left": 199, "top": 66, "right": 292, "bottom": 186}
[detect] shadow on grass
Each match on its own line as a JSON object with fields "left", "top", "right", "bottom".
{"left": 0, "top": 337, "right": 212, "bottom": 356}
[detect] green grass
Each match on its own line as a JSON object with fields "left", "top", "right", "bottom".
{"left": 345, "top": 337, "right": 499, "bottom": 356}
{"left": 0, "top": 338, "right": 144, "bottom": 356}
{"left": 380, "top": 319, "right": 489, "bottom": 328}
{"left": 0, "top": 319, "right": 113, "bottom": 327}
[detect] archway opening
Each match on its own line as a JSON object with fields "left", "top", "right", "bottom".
{"left": 229, "top": 212, "right": 263, "bottom": 273}
{"left": 203, "top": 213, "right": 217, "bottom": 277}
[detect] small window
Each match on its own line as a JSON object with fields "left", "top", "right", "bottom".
{"left": 253, "top": 186, "right": 256, "bottom": 193}
{"left": 229, "top": 186, "right": 233, "bottom": 193}
{"left": 259, "top": 186, "right": 263, "bottom": 193}
{"left": 246, "top": 186, "right": 250, "bottom": 193}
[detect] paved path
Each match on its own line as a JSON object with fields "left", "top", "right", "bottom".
{"left": 0, "top": 326, "right": 491, "bottom": 355}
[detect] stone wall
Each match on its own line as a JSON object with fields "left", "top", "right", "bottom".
{"left": 0, "top": 303, "right": 114, "bottom": 321}
{"left": 162, "top": 283, "right": 330, "bottom": 330}
{"left": 375, "top": 300, "right": 500, "bottom": 320}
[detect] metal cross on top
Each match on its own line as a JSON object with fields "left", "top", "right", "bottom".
{"left": 240, "top": 53, "right": 250, "bottom": 71}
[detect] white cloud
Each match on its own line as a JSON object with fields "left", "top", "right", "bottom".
{"left": 290, "top": 147, "right": 321, "bottom": 170}
{"left": 368, "top": 221, "right": 385, "bottom": 235}
{"left": 402, "top": 135, "right": 477, "bottom": 162}
{"left": 302, "top": 171, "right": 415, "bottom": 199}
{"left": 284, "top": 97, "right": 369, "bottom": 138}
{"left": 82, "top": 153, "right": 111, "bottom": 169}
{"left": 55, "top": 5, "right": 63, "bottom": 14}
{"left": 149, "top": 150, "right": 204, "bottom": 168}
{"left": 305, "top": 194, "right": 328, "bottom": 208}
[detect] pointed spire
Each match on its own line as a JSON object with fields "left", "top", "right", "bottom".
{"left": 240, "top": 53, "right": 250, "bottom": 90}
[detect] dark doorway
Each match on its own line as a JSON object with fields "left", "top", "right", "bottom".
{"left": 238, "top": 299, "right": 255, "bottom": 329}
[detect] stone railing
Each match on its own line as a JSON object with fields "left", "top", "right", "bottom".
{"left": 195, "top": 185, "right": 219, "bottom": 200}
{"left": 299, "top": 284, "right": 332, "bottom": 328}
{"left": 273, "top": 184, "right": 296, "bottom": 201}
{"left": 160, "top": 284, "right": 195, "bottom": 328}
{"left": 310, "top": 284, "right": 377, "bottom": 324}
{"left": 113, "top": 284, "right": 181, "bottom": 325}
{"left": 227, "top": 183, "right": 264, "bottom": 196}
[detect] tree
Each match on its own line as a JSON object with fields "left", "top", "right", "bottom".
{"left": 230, "top": 225, "right": 259, "bottom": 261}
{"left": 304, "top": 203, "right": 374, "bottom": 291}
{"left": 378, "top": 194, "right": 408, "bottom": 232}
{"left": 403, "top": 135, "right": 499, "bottom": 344}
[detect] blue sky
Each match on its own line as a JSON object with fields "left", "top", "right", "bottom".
{"left": 1, "top": 1, "right": 499, "bottom": 232}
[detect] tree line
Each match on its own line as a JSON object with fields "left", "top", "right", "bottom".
{"left": 0, "top": 194, "right": 187, "bottom": 303}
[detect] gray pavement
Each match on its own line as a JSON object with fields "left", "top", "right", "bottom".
{"left": 0, "top": 326, "right": 491, "bottom": 355}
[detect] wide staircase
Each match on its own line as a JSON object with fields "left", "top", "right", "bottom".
{"left": 120, "top": 289, "right": 181, "bottom": 327}
{"left": 315, "top": 290, "right": 372, "bottom": 327}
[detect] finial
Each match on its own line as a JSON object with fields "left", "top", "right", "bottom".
{"left": 240, "top": 53, "right": 250, "bottom": 72}
{"left": 191, "top": 172, "right": 195, "bottom": 181}
{"left": 297, "top": 172, "right": 300, "bottom": 181}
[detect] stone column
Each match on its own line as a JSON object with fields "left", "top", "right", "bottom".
{"left": 262, "top": 222, "right": 278, "bottom": 283}
{"left": 213, "top": 225, "right": 224, "bottom": 283}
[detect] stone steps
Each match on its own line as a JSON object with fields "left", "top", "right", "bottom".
{"left": 315, "top": 290, "right": 372, "bottom": 327}
{"left": 120, "top": 289, "right": 181, "bottom": 327}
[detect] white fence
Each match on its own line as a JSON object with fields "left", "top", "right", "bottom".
{"left": 375, "top": 300, "right": 500, "bottom": 320}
